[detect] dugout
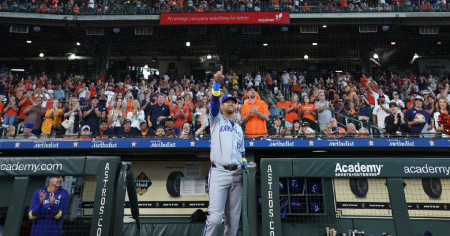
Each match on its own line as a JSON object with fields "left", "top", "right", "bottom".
{"left": 1, "top": 140, "right": 450, "bottom": 236}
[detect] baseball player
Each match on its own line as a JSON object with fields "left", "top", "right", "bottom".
{"left": 203, "top": 66, "right": 248, "bottom": 236}
{"left": 28, "top": 176, "right": 69, "bottom": 236}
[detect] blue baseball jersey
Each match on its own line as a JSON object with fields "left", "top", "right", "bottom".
{"left": 209, "top": 82, "right": 245, "bottom": 167}
{"left": 28, "top": 186, "right": 69, "bottom": 236}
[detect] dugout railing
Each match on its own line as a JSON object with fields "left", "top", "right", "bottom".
{"left": 0, "top": 156, "right": 140, "bottom": 236}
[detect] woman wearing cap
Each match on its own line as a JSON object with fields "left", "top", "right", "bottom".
{"left": 108, "top": 97, "right": 125, "bottom": 134}
{"left": 434, "top": 97, "right": 450, "bottom": 138}
{"left": 127, "top": 100, "right": 145, "bottom": 132}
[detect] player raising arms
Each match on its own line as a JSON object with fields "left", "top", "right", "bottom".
{"left": 203, "top": 66, "right": 247, "bottom": 236}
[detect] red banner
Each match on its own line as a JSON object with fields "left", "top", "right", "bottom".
{"left": 160, "top": 12, "right": 290, "bottom": 25}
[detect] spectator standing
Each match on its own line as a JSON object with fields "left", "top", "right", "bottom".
{"left": 63, "top": 98, "right": 82, "bottom": 136}
{"left": 54, "top": 85, "right": 65, "bottom": 100}
{"left": 315, "top": 92, "right": 333, "bottom": 132}
{"left": 434, "top": 97, "right": 450, "bottom": 138}
{"left": 127, "top": 100, "right": 145, "bottom": 132}
{"left": 83, "top": 96, "right": 101, "bottom": 133}
{"left": 3, "top": 96, "right": 18, "bottom": 126}
{"left": 372, "top": 97, "right": 390, "bottom": 129}
{"left": 285, "top": 94, "right": 300, "bottom": 129}
{"left": 171, "top": 97, "right": 189, "bottom": 129}
{"left": 404, "top": 96, "right": 432, "bottom": 136}
{"left": 24, "top": 97, "right": 46, "bottom": 136}
{"left": 300, "top": 96, "right": 316, "bottom": 129}
{"left": 108, "top": 98, "right": 125, "bottom": 134}
{"left": 148, "top": 94, "right": 170, "bottom": 130}
{"left": 140, "top": 92, "right": 153, "bottom": 122}
{"left": 18, "top": 88, "right": 36, "bottom": 123}
{"left": 41, "top": 100, "right": 63, "bottom": 138}
{"left": 385, "top": 103, "right": 408, "bottom": 136}
{"left": 241, "top": 86, "right": 270, "bottom": 137}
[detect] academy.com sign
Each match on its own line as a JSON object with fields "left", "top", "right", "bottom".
{"left": 404, "top": 164, "right": 450, "bottom": 175}
{"left": 335, "top": 163, "right": 383, "bottom": 177}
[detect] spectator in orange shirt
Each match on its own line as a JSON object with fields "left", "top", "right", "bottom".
{"left": 276, "top": 95, "right": 288, "bottom": 109}
{"left": 284, "top": 94, "right": 300, "bottom": 129}
{"left": 302, "top": 2, "right": 310, "bottom": 11}
{"left": 18, "top": 88, "right": 36, "bottom": 123}
{"left": 241, "top": 86, "right": 270, "bottom": 138}
{"left": 299, "top": 95, "right": 316, "bottom": 129}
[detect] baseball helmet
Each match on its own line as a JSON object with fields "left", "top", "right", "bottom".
{"left": 310, "top": 200, "right": 320, "bottom": 213}
{"left": 290, "top": 198, "right": 303, "bottom": 213}
{"left": 279, "top": 180, "right": 286, "bottom": 193}
{"left": 309, "top": 181, "right": 320, "bottom": 194}
{"left": 290, "top": 179, "right": 301, "bottom": 193}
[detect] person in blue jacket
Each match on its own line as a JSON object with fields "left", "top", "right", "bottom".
{"left": 28, "top": 176, "right": 69, "bottom": 236}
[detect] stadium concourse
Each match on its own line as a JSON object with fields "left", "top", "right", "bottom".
{"left": 0, "top": 69, "right": 447, "bottom": 139}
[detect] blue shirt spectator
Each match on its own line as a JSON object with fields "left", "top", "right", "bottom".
{"left": 268, "top": 102, "right": 283, "bottom": 116}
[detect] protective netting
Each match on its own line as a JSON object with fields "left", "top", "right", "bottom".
{"left": 0, "top": 175, "right": 96, "bottom": 236}
{"left": 0, "top": 14, "right": 448, "bottom": 139}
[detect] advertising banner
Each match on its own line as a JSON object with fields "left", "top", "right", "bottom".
{"left": 2, "top": 138, "right": 447, "bottom": 150}
{"left": 160, "top": 12, "right": 290, "bottom": 25}
{"left": 333, "top": 178, "right": 450, "bottom": 219}
{"left": 81, "top": 161, "right": 211, "bottom": 216}
{"left": 293, "top": 158, "right": 450, "bottom": 178}
{"left": 0, "top": 156, "right": 86, "bottom": 176}
{"left": 417, "top": 59, "right": 450, "bottom": 78}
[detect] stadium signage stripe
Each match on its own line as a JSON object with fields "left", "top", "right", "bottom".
{"left": 160, "top": 12, "right": 290, "bottom": 25}
{"left": 82, "top": 201, "right": 209, "bottom": 208}
{"left": 0, "top": 139, "right": 447, "bottom": 149}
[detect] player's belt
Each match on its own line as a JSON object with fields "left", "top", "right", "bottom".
{"left": 212, "top": 163, "right": 238, "bottom": 171}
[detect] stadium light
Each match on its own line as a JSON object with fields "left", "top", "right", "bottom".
{"left": 152, "top": 58, "right": 156, "bottom": 62}
{"left": 322, "top": 25, "right": 327, "bottom": 28}
{"left": 186, "top": 42, "right": 191, "bottom": 47}
{"left": 113, "top": 28, "right": 120, "bottom": 33}
{"left": 26, "top": 41, "right": 32, "bottom": 44}
{"left": 391, "top": 42, "right": 396, "bottom": 45}
{"left": 263, "top": 43, "right": 268, "bottom": 46}
{"left": 304, "top": 54, "right": 309, "bottom": 59}
{"left": 70, "top": 54, "right": 76, "bottom": 59}
{"left": 373, "top": 53, "right": 379, "bottom": 59}
{"left": 312, "top": 43, "right": 318, "bottom": 46}
{"left": 39, "top": 53, "right": 44, "bottom": 57}
{"left": 144, "top": 65, "right": 149, "bottom": 69}
{"left": 438, "top": 42, "right": 442, "bottom": 45}
{"left": 11, "top": 69, "right": 25, "bottom": 72}
{"left": 207, "top": 54, "right": 212, "bottom": 59}
{"left": 335, "top": 70, "right": 343, "bottom": 73}
{"left": 77, "top": 42, "right": 81, "bottom": 46}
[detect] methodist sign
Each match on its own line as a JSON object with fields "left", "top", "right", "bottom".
{"left": 160, "top": 12, "right": 290, "bottom": 25}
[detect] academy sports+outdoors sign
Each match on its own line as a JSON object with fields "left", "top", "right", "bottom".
{"left": 293, "top": 158, "right": 450, "bottom": 178}
{"left": 160, "top": 12, "right": 290, "bottom": 25}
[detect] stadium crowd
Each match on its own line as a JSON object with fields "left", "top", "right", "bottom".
{"left": 0, "top": 68, "right": 448, "bottom": 140}
{"left": 0, "top": 0, "right": 449, "bottom": 14}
